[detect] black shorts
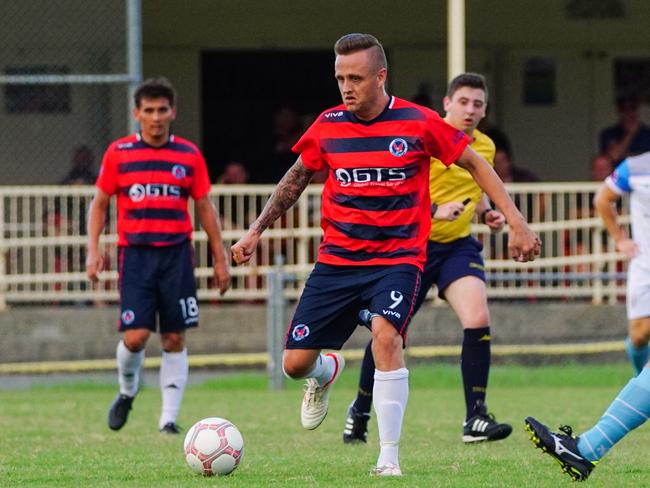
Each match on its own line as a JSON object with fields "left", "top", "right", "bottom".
{"left": 286, "top": 262, "right": 421, "bottom": 350}
{"left": 413, "top": 236, "right": 486, "bottom": 312}
{"left": 118, "top": 240, "right": 198, "bottom": 333}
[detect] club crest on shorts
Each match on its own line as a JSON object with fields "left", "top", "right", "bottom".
{"left": 292, "top": 323, "right": 310, "bottom": 341}
{"left": 389, "top": 138, "right": 408, "bottom": 157}
{"left": 171, "top": 164, "right": 186, "bottom": 179}
{"left": 121, "top": 309, "right": 135, "bottom": 325}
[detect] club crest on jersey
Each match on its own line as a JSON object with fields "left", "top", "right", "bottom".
{"left": 292, "top": 324, "right": 310, "bottom": 341}
{"left": 171, "top": 164, "right": 186, "bottom": 179}
{"left": 121, "top": 309, "right": 135, "bottom": 325}
{"left": 389, "top": 138, "right": 408, "bottom": 157}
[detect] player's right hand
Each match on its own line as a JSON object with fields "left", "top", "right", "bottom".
{"left": 231, "top": 231, "right": 260, "bottom": 265}
{"left": 434, "top": 201, "right": 466, "bottom": 221}
{"left": 85, "top": 249, "right": 104, "bottom": 283}
{"left": 213, "top": 260, "right": 231, "bottom": 295}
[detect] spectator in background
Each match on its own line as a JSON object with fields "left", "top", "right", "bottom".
{"left": 254, "top": 105, "right": 303, "bottom": 183}
{"left": 493, "top": 147, "right": 539, "bottom": 183}
{"left": 411, "top": 82, "right": 434, "bottom": 109}
{"left": 61, "top": 145, "right": 97, "bottom": 185}
{"left": 599, "top": 95, "right": 650, "bottom": 168}
{"left": 486, "top": 128, "right": 539, "bottom": 183}
{"left": 591, "top": 154, "right": 613, "bottom": 181}
{"left": 55, "top": 145, "right": 98, "bottom": 288}
{"left": 216, "top": 161, "right": 252, "bottom": 230}
{"left": 484, "top": 128, "right": 543, "bottom": 262}
{"left": 217, "top": 161, "right": 249, "bottom": 185}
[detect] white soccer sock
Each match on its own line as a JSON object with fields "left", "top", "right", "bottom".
{"left": 373, "top": 368, "right": 409, "bottom": 468}
{"left": 159, "top": 348, "right": 189, "bottom": 429}
{"left": 116, "top": 340, "right": 144, "bottom": 397}
{"left": 305, "top": 353, "right": 336, "bottom": 386}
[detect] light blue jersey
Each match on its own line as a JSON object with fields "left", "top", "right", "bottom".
{"left": 606, "top": 152, "right": 650, "bottom": 267}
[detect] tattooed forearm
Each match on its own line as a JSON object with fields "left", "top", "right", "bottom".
{"left": 250, "top": 158, "right": 314, "bottom": 233}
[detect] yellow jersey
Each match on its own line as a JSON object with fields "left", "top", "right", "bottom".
{"left": 428, "top": 128, "right": 495, "bottom": 243}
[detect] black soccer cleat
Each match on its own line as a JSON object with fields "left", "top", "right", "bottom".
{"left": 343, "top": 405, "right": 370, "bottom": 444}
{"left": 462, "top": 400, "right": 512, "bottom": 443}
{"left": 159, "top": 422, "right": 182, "bottom": 435}
{"left": 108, "top": 394, "right": 134, "bottom": 431}
{"left": 525, "top": 416, "right": 597, "bottom": 481}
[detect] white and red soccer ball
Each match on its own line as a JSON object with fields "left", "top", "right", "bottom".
{"left": 183, "top": 417, "right": 244, "bottom": 476}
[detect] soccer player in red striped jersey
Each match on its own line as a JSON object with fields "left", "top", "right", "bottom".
{"left": 232, "top": 33, "right": 540, "bottom": 476}
{"left": 86, "top": 78, "right": 231, "bottom": 434}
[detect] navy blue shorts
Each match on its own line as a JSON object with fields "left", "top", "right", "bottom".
{"left": 118, "top": 240, "right": 198, "bottom": 333}
{"left": 286, "top": 262, "right": 421, "bottom": 350}
{"left": 413, "top": 236, "right": 486, "bottom": 312}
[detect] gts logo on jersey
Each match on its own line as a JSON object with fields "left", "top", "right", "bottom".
{"left": 335, "top": 167, "right": 407, "bottom": 187}
{"left": 129, "top": 183, "right": 181, "bottom": 202}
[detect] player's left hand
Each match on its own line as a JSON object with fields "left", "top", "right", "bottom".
{"left": 213, "top": 260, "right": 231, "bottom": 295}
{"left": 484, "top": 209, "right": 506, "bottom": 233}
{"left": 508, "top": 221, "right": 541, "bottom": 262}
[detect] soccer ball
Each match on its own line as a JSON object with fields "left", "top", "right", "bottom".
{"left": 183, "top": 417, "right": 244, "bottom": 476}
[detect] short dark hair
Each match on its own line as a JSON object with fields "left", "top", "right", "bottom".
{"left": 484, "top": 127, "right": 512, "bottom": 160}
{"left": 134, "top": 77, "right": 176, "bottom": 108}
{"left": 616, "top": 94, "right": 640, "bottom": 111}
{"left": 334, "top": 33, "right": 387, "bottom": 70}
{"left": 447, "top": 72, "right": 488, "bottom": 101}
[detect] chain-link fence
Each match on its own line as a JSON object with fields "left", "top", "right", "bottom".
{"left": 0, "top": 0, "right": 140, "bottom": 185}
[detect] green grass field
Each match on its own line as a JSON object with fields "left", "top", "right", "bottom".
{"left": 1, "top": 362, "right": 648, "bottom": 487}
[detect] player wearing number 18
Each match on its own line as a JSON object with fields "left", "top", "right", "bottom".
{"left": 86, "top": 77, "right": 231, "bottom": 434}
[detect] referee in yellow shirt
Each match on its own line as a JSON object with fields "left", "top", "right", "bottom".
{"left": 344, "top": 73, "right": 512, "bottom": 444}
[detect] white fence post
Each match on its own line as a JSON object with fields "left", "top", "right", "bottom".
{"left": 592, "top": 227, "right": 603, "bottom": 305}
{"left": 0, "top": 193, "right": 6, "bottom": 310}
{"left": 266, "top": 254, "right": 286, "bottom": 390}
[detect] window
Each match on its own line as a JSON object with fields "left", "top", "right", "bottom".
{"left": 5, "top": 65, "right": 71, "bottom": 114}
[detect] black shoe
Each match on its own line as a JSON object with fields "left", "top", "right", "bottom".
{"left": 462, "top": 400, "right": 512, "bottom": 443}
{"left": 525, "top": 416, "right": 597, "bottom": 481}
{"left": 159, "top": 422, "right": 182, "bottom": 434}
{"left": 343, "top": 405, "right": 370, "bottom": 444}
{"left": 108, "top": 394, "right": 134, "bottom": 431}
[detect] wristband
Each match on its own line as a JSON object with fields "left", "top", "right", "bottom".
{"left": 430, "top": 203, "right": 438, "bottom": 217}
{"left": 480, "top": 208, "right": 492, "bottom": 224}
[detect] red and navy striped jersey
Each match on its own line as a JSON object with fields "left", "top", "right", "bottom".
{"left": 96, "top": 133, "right": 211, "bottom": 247}
{"left": 293, "top": 96, "right": 470, "bottom": 270}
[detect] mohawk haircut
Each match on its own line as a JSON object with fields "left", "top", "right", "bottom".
{"left": 334, "top": 33, "right": 387, "bottom": 70}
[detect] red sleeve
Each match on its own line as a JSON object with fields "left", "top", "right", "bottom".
{"left": 424, "top": 111, "right": 471, "bottom": 167}
{"left": 191, "top": 151, "right": 211, "bottom": 200}
{"left": 291, "top": 118, "right": 325, "bottom": 171}
{"left": 95, "top": 145, "right": 118, "bottom": 195}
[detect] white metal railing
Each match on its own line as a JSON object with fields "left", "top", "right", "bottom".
{"left": 0, "top": 182, "right": 629, "bottom": 308}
